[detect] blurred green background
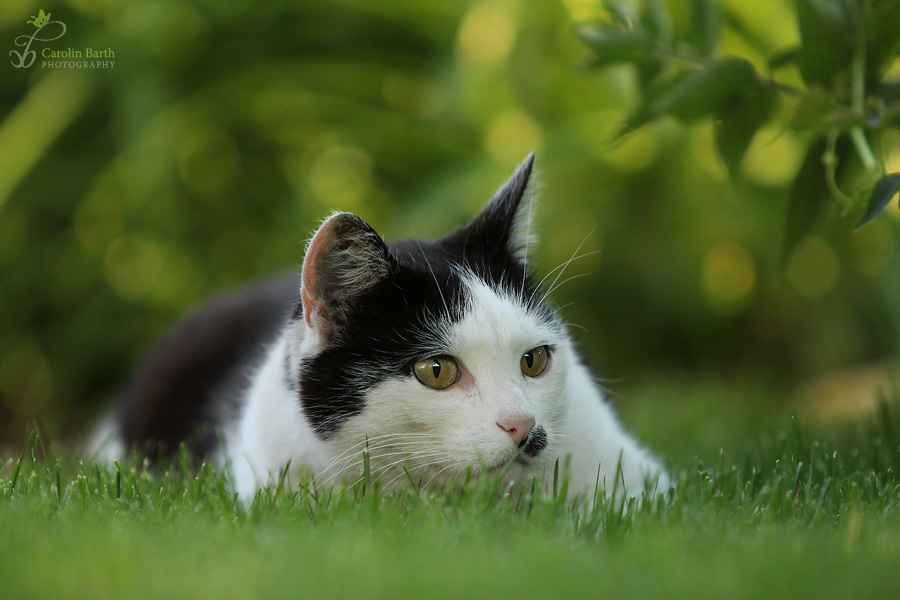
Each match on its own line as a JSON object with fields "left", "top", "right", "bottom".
{"left": 2, "top": 0, "right": 900, "bottom": 452}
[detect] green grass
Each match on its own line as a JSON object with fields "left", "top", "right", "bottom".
{"left": 3, "top": 396, "right": 900, "bottom": 599}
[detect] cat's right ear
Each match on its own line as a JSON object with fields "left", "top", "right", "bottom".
{"left": 296, "top": 213, "right": 393, "bottom": 346}
{"left": 462, "top": 153, "right": 537, "bottom": 262}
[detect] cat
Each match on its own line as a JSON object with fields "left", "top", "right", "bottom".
{"left": 96, "top": 154, "right": 668, "bottom": 501}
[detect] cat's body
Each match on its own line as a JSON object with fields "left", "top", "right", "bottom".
{"left": 99, "top": 155, "right": 668, "bottom": 500}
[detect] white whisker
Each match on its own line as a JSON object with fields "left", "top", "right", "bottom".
{"left": 542, "top": 272, "right": 590, "bottom": 304}
{"left": 534, "top": 229, "right": 595, "bottom": 305}
{"left": 383, "top": 455, "right": 460, "bottom": 488}
{"left": 316, "top": 435, "right": 451, "bottom": 487}
{"left": 529, "top": 249, "right": 600, "bottom": 305}
{"left": 316, "top": 433, "right": 444, "bottom": 474}
{"left": 421, "top": 462, "right": 461, "bottom": 490}
{"left": 521, "top": 176, "right": 535, "bottom": 297}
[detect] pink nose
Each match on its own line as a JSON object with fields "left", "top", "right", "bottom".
{"left": 497, "top": 414, "right": 536, "bottom": 448}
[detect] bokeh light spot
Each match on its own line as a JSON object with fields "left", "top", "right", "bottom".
{"left": 741, "top": 127, "right": 805, "bottom": 186}
{"left": 309, "top": 144, "right": 373, "bottom": 211}
{"left": 456, "top": 4, "right": 516, "bottom": 68}
{"left": 702, "top": 241, "right": 756, "bottom": 308}
{"left": 485, "top": 109, "right": 543, "bottom": 166}
{"left": 560, "top": 0, "right": 605, "bottom": 22}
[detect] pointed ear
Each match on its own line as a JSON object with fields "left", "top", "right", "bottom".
{"left": 466, "top": 153, "right": 537, "bottom": 261}
{"left": 299, "top": 213, "right": 393, "bottom": 342}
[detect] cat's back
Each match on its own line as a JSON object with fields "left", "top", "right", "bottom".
{"left": 116, "top": 274, "right": 298, "bottom": 457}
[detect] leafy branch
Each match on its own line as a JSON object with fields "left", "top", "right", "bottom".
{"left": 577, "top": 0, "right": 900, "bottom": 254}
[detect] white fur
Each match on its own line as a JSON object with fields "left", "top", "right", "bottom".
{"left": 84, "top": 415, "right": 124, "bottom": 464}
{"left": 224, "top": 335, "right": 330, "bottom": 498}
{"left": 223, "top": 273, "right": 668, "bottom": 501}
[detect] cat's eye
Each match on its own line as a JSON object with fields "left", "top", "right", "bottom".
{"left": 413, "top": 355, "right": 460, "bottom": 389}
{"left": 521, "top": 346, "right": 550, "bottom": 378}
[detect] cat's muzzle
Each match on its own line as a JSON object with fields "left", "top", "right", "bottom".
{"left": 521, "top": 425, "right": 548, "bottom": 458}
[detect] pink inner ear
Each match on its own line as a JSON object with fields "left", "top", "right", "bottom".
{"left": 301, "top": 226, "right": 332, "bottom": 329}
{"left": 300, "top": 286, "right": 317, "bottom": 328}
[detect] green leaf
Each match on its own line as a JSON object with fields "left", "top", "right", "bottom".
{"left": 768, "top": 47, "right": 800, "bottom": 71}
{"left": 643, "top": 0, "right": 672, "bottom": 45}
{"left": 616, "top": 69, "right": 690, "bottom": 136}
{"left": 794, "top": 0, "right": 854, "bottom": 88}
{"left": 883, "top": 101, "right": 900, "bottom": 128}
{"left": 715, "top": 88, "right": 777, "bottom": 179}
{"left": 880, "top": 82, "right": 900, "bottom": 106}
{"left": 649, "top": 58, "right": 758, "bottom": 123}
{"left": 576, "top": 25, "right": 654, "bottom": 67}
{"left": 865, "top": 0, "right": 900, "bottom": 76}
{"left": 784, "top": 136, "right": 850, "bottom": 257}
{"left": 690, "top": 0, "right": 719, "bottom": 58}
{"left": 617, "top": 59, "right": 759, "bottom": 136}
{"left": 790, "top": 89, "right": 865, "bottom": 133}
{"left": 603, "top": 0, "right": 637, "bottom": 28}
{"left": 856, "top": 173, "right": 900, "bottom": 229}
{"left": 634, "top": 58, "right": 664, "bottom": 89}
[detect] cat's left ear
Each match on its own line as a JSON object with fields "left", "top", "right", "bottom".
{"left": 298, "top": 212, "right": 394, "bottom": 344}
{"left": 465, "top": 153, "right": 536, "bottom": 261}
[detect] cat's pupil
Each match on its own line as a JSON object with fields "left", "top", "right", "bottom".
{"left": 432, "top": 361, "right": 441, "bottom": 378}
{"left": 524, "top": 352, "right": 534, "bottom": 368}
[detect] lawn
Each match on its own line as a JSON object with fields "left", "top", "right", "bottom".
{"left": 3, "top": 390, "right": 900, "bottom": 600}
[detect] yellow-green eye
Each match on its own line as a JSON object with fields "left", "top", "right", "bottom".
{"left": 413, "top": 355, "right": 460, "bottom": 389}
{"left": 521, "top": 346, "right": 550, "bottom": 377}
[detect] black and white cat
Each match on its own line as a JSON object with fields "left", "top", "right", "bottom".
{"left": 98, "top": 155, "right": 668, "bottom": 500}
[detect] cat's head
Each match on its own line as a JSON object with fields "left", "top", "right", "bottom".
{"left": 288, "top": 154, "right": 573, "bottom": 487}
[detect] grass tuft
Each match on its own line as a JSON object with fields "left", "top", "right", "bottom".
{"left": 3, "top": 399, "right": 900, "bottom": 598}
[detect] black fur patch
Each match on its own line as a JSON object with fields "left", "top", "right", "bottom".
{"left": 117, "top": 275, "right": 298, "bottom": 458}
{"left": 523, "top": 425, "right": 548, "bottom": 458}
